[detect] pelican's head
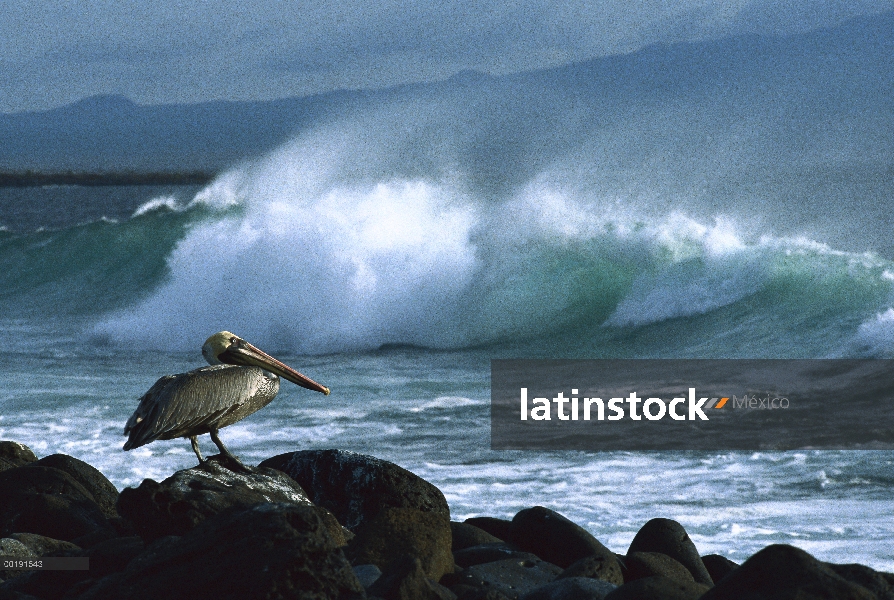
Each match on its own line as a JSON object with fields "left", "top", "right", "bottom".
{"left": 202, "top": 331, "right": 330, "bottom": 395}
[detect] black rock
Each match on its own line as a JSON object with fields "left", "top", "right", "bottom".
{"left": 558, "top": 554, "right": 624, "bottom": 586}
{"left": 368, "top": 555, "right": 457, "bottom": 600}
{"left": 0, "top": 442, "right": 37, "bottom": 473}
{"left": 73, "top": 502, "right": 365, "bottom": 600}
{"left": 455, "top": 544, "right": 541, "bottom": 568}
{"left": 0, "top": 466, "right": 113, "bottom": 542}
{"left": 116, "top": 459, "right": 319, "bottom": 541}
{"left": 29, "top": 455, "right": 119, "bottom": 519}
{"left": 452, "top": 522, "right": 504, "bottom": 551}
{"left": 700, "top": 544, "right": 876, "bottom": 600}
{"left": 464, "top": 518, "right": 513, "bottom": 542}
{"left": 511, "top": 507, "right": 615, "bottom": 569}
{"left": 346, "top": 506, "right": 454, "bottom": 581}
{"left": 260, "top": 449, "right": 450, "bottom": 530}
{"left": 701, "top": 554, "right": 738, "bottom": 584}
{"left": 0, "top": 538, "right": 35, "bottom": 581}
{"left": 626, "top": 519, "right": 713, "bottom": 586}
{"left": 620, "top": 552, "right": 694, "bottom": 584}
{"left": 445, "top": 557, "right": 563, "bottom": 600}
{"left": 354, "top": 564, "right": 383, "bottom": 588}
{"left": 828, "top": 563, "right": 894, "bottom": 600}
{"left": 6, "top": 534, "right": 80, "bottom": 558}
{"left": 521, "top": 577, "right": 617, "bottom": 600}
{"left": 604, "top": 575, "right": 710, "bottom": 600}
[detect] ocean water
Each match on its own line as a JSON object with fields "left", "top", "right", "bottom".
{"left": 1, "top": 19, "right": 893, "bottom": 570}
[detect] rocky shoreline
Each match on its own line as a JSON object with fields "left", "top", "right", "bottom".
{"left": 0, "top": 441, "right": 889, "bottom": 600}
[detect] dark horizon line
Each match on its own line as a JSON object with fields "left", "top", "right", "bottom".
{"left": 0, "top": 170, "right": 216, "bottom": 188}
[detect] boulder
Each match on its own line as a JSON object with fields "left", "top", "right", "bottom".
{"left": 115, "top": 458, "right": 339, "bottom": 542}
{"left": 827, "top": 563, "right": 894, "bottom": 600}
{"left": 29, "top": 455, "right": 119, "bottom": 519}
{"left": 558, "top": 553, "right": 624, "bottom": 586}
{"left": 0, "top": 443, "right": 37, "bottom": 473}
{"left": 73, "top": 503, "right": 365, "bottom": 600}
{"left": 700, "top": 554, "right": 738, "bottom": 584}
{"left": 444, "top": 557, "right": 563, "bottom": 599}
{"left": 455, "top": 544, "right": 540, "bottom": 569}
{"left": 604, "top": 575, "right": 710, "bottom": 600}
{"left": 626, "top": 519, "right": 712, "bottom": 586}
{"left": 511, "top": 507, "right": 614, "bottom": 569}
{"left": 0, "top": 467, "right": 112, "bottom": 542}
{"left": 6, "top": 534, "right": 80, "bottom": 558}
{"left": 521, "top": 577, "right": 617, "bottom": 600}
{"left": 260, "top": 449, "right": 450, "bottom": 530}
{"left": 347, "top": 506, "right": 454, "bottom": 581}
{"left": 0, "top": 538, "right": 35, "bottom": 581}
{"left": 700, "top": 545, "right": 877, "bottom": 600}
{"left": 620, "top": 552, "right": 694, "bottom": 584}
{"left": 367, "top": 555, "right": 457, "bottom": 600}
{"left": 452, "top": 522, "right": 504, "bottom": 551}
{"left": 464, "top": 518, "right": 513, "bottom": 542}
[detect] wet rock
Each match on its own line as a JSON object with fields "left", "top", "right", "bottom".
{"left": 511, "top": 507, "right": 614, "bottom": 569}
{"left": 828, "top": 563, "right": 894, "bottom": 600}
{"left": 0, "top": 538, "right": 35, "bottom": 581}
{"left": 116, "top": 458, "right": 324, "bottom": 541}
{"left": 521, "top": 577, "right": 617, "bottom": 600}
{"left": 354, "top": 564, "right": 383, "bottom": 588}
{"left": 455, "top": 544, "right": 540, "bottom": 569}
{"left": 701, "top": 554, "right": 738, "bottom": 584}
{"left": 453, "top": 522, "right": 504, "bottom": 551}
{"left": 0, "top": 467, "right": 112, "bottom": 542}
{"left": 0, "top": 443, "right": 37, "bottom": 473}
{"left": 605, "top": 575, "right": 710, "bottom": 600}
{"left": 700, "top": 544, "right": 876, "bottom": 600}
{"left": 260, "top": 449, "right": 450, "bottom": 530}
{"left": 464, "top": 518, "right": 513, "bottom": 542}
{"left": 368, "top": 555, "right": 457, "bottom": 600}
{"left": 29, "top": 455, "right": 119, "bottom": 519}
{"left": 73, "top": 502, "right": 365, "bottom": 600}
{"left": 347, "top": 506, "right": 454, "bottom": 581}
{"left": 558, "top": 553, "right": 624, "bottom": 586}
{"left": 7, "top": 534, "right": 80, "bottom": 558}
{"left": 621, "top": 552, "right": 694, "bottom": 584}
{"left": 626, "top": 519, "right": 712, "bottom": 586}
{"left": 444, "top": 557, "right": 563, "bottom": 599}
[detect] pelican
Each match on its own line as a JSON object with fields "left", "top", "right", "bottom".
{"left": 124, "top": 331, "right": 329, "bottom": 470}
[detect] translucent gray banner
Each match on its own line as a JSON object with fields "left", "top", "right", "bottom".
{"left": 491, "top": 360, "right": 894, "bottom": 450}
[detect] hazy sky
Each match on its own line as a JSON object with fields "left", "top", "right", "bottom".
{"left": 1, "top": 0, "right": 890, "bottom": 113}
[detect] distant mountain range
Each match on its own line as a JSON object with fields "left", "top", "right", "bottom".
{"left": 0, "top": 12, "right": 890, "bottom": 174}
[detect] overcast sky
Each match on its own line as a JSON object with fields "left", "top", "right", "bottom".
{"left": 0, "top": 0, "right": 890, "bottom": 113}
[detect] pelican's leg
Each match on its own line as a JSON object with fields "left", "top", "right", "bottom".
{"left": 209, "top": 427, "right": 250, "bottom": 472}
{"left": 189, "top": 436, "right": 205, "bottom": 465}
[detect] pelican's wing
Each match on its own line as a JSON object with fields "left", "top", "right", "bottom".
{"left": 123, "top": 365, "right": 264, "bottom": 449}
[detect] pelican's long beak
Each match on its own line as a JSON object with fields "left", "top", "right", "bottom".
{"left": 220, "top": 341, "right": 330, "bottom": 395}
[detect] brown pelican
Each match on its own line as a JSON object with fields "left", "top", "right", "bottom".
{"left": 124, "top": 331, "right": 329, "bottom": 469}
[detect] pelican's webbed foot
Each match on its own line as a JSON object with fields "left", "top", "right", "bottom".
{"left": 209, "top": 427, "right": 252, "bottom": 474}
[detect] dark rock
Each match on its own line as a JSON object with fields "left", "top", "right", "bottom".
{"left": 445, "top": 557, "right": 563, "bottom": 599}
{"left": 454, "top": 589, "right": 515, "bottom": 600}
{"left": 455, "top": 544, "right": 540, "bottom": 568}
{"left": 73, "top": 502, "right": 365, "bottom": 600}
{"left": 29, "top": 455, "right": 119, "bottom": 519}
{"left": 0, "top": 466, "right": 112, "bottom": 542}
{"left": 828, "top": 563, "right": 894, "bottom": 600}
{"left": 626, "top": 519, "right": 713, "bottom": 586}
{"left": 347, "top": 506, "right": 454, "bottom": 581}
{"left": 0, "top": 590, "right": 41, "bottom": 600}
{"left": 453, "top": 522, "right": 504, "bottom": 551}
{"left": 621, "top": 552, "right": 694, "bottom": 584}
{"left": 116, "top": 459, "right": 316, "bottom": 541}
{"left": 260, "top": 449, "right": 450, "bottom": 530}
{"left": 7, "top": 534, "right": 80, "bottom": 557}
{"left": 354, "top": 564, "right": 383, "bottom": 588}
{"left": 700, "top": 544, "right": 876, "bottom": 600}
{"left": 464, "top": 518, "right": 513, "bottom": 542}
{"left": 701, "top": 554, "right": 738, "bottom": 584}
{"left": 368, "top": 555, "right": 457, "bottom": 600}
{"left": 521, "top": 577, "right": 617, "bottom": 600}
{"left": 0, "top": 538, "right": 35, "bottom": 581}
{"left": 511, "top": 507, "right": 614, "bottom": 569}
{"left": 605, "top": 575, "right": 710, "bottom": 600}
{"left": 558, "top": 553, "right": 624, "bottom": 586}
{"left": 0, "top": 443, "right": 37, "bottom": 473}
